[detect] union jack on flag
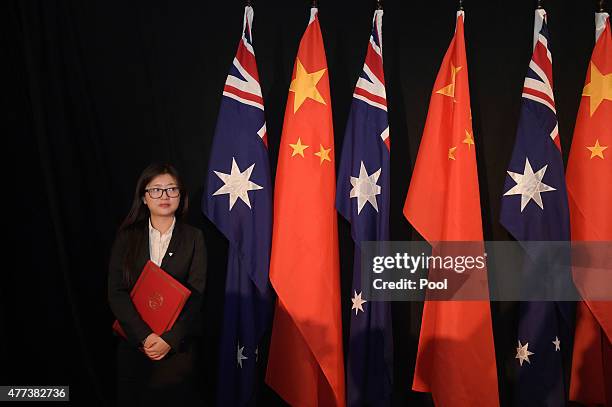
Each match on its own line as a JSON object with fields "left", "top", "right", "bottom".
{"left": 336, "top": 9, "right": 393, "bottom": 406}
{"left": 202, "top": 6, "right": 273, "bottom": 406}
{"left": 520, "top": 10, "right": 559, "bottom": 150}
{"left": 500, "top": 9, "right": 574, "bottom": 406}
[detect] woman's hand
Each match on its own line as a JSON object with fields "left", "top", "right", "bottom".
{"left": 142, "top": 333, "right": 171, "bottom": 360}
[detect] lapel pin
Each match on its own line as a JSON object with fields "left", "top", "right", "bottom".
{"left": 169, "top": 252, "right": 174, "bottom": 257}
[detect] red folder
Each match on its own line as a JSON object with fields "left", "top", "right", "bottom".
{"left": 112, "top": 260, "right": 191, "bottom": 340}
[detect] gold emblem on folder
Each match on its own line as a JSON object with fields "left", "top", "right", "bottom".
{"left": 148, "top": 292, "right": 164, "bottom": 310}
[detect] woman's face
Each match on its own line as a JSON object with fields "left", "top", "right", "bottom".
{"left": 143, "top": 173, "right": 180, "bottom": 218}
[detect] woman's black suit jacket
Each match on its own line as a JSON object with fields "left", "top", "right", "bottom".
{"left": 107, "top": 219, "right": 207, "bottom": 352}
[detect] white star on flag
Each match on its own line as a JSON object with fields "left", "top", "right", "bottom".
{"left": 516, "top": 340, "right": 534, "bottom": 366}
{"left": 213, "top": 157, "right": 263, "bottom": 210}
{"left": 237, "top": 343, "right": 248, "bottom": 368}
{"left": 350, "top": 161, "right": 382, "bottom": 214}
{"left": 552, "top": 336, "right": 561, "bottom": 351}
{"left": 504, "top": 157, "right": 556, "bottom": 212}
{"left": 351, "top": 291, "right": 367, "bottom": 315}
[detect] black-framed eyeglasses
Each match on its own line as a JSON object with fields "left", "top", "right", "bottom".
{"left": 145, "top": 187, "right": 180, "bottom": 199}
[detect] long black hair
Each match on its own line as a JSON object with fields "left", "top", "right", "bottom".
{"left": 119, "top": 163, "right": 189, "bottom": 284}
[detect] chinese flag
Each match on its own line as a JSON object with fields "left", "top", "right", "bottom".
{"left": 402, "top": 12, "right": 499, "bottom": 407}
{"left": 265, "top": 7, "right": 345, "bottom": 407}
{"left": 567, "top": 13, "right": 612, "bottom": 405}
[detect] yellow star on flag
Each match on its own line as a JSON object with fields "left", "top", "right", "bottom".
{"left": 582, "top": 62, "right": 612, "bottom": 116}
{"left": 436, "top": 63, "right": 462, "bottom": 99}
{"left": 448, "top": 146, "right": 457, "bottom": 160}
{"left": 463, "top": 129, "right": 474, "bottom": 149}
{"left": 587, "top": 139, "right": 608, "bottom": 159}
{"left": 314, "top": 144, "right": 332, "bottom": 164}
{"left": 289, "top": 59, "right": 327, "bottom": 113}
{"left": 289, "top": 137, "right": 309, "bottom": 157}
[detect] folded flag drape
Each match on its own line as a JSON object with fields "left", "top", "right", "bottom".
{"left": 567, "top": 12, "right": 612, "bottom": 406}
{"left": 202, "top": 6, "right": 274, "bottom": 406}
{"left": 265, "top": 7, "right": 345, "bottom": 407}
{"left": 499, "top": 8, "right": 575, "bottom": 407}
{"left": 336, "top": 9, "right": 393, "bottom": 407}
{"left": 403, "top": 10, "right": 499, "bottom": 407}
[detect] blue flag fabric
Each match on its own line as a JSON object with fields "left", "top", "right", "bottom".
{"left": 336, "top": 10, "right": 393, "bottom": 407}
{"left": 201, "top": 6, "right": 273, "bottom": 406}
{"left": 499, "top": 9, "right": 575, "bottom": 407}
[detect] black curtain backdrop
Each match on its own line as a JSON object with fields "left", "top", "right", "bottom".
{"left": 5, "top": 0, "right": 610, "bottom": 405}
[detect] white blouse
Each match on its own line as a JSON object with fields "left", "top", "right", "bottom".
{"left": 148, "top": 217, "right": 176, "bottom": 266}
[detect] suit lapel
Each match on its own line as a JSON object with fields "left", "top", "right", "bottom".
{"left": 161, "top": 221, "right": 182, "bottom": 271}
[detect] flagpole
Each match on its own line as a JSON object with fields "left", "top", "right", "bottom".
{"left": 458, "top": 0, "right": 464, "bottom": 11}
{"left": 536, "top": 0, "right": 543, "bottom": 9}
{"left": 598, "top": 0, "right": 605, "bottom": 12}
{"left": 377, "top": 0, "right": 383, "bottom": 10}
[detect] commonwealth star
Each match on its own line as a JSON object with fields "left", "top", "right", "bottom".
{"left": 504, "top": 157, "right": 556, "bottom": 211}
{"left": 350, "top": 161, "right": 381, "bottom": 214}
{"left": 213, "top": 157, "right": 263, "bottom": 210}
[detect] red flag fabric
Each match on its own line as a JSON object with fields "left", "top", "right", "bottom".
{"left": 402, "top": 11, "right": 499, "bottom": 407}
{"left": 567, "top": 13, "right": 612, "bottom": 406}
{"left": 265, "top": 8, "right": 345, "bottom": 407}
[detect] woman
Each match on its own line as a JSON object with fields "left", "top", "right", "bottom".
{"left": 108, "top": 163, "right": 206, "bottom": 406}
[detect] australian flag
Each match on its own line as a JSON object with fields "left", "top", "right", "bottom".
{"left": 336, "top": 10, "right": 393, "bottom": 407}
{"left": 499, "top": 9, "right": 575, "bottom": 406}
{"left": 202, "top": 6, "right": 273, "bottom": 406}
